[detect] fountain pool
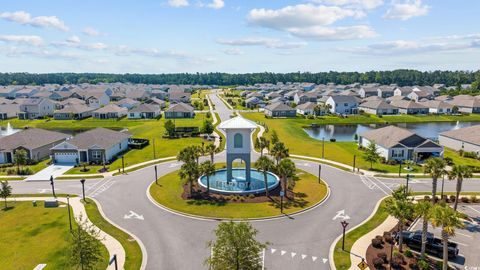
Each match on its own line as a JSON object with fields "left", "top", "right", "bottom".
{"left": 0, "top": 123, "right": 19, "bottom": 137}
{"left": 198, "top": 168, "right": 280, "bottom": 195}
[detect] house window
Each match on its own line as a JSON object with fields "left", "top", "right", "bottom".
{"left": 119, "top": 143, "right": 121, "bottom": 150}
{"left": 391, "top": 149, "right": 404, "bottom": 158}
{"left": 344, "top": 103, "right": 348, "bottom": 106}
{"left": 234, "top": 133, "right": 243, "bottom": 148}
{"left": 92, "top": 150, "right": 102, "bottom": 160}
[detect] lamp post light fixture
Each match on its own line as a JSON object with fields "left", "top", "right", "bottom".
{"left": 341, "top": 220, "right": 349, "bottom": 251}
{"left": 67, "top": 194, "right": 72, "bottom": 232}
{"left": 352, "top": 155, "right": 356, "bottom": 172}
{"left": 80, "top": 179, "right": 86, "bottom": 202}
{"left": 280, "top": 191, "right": 284, "bottom": 213}
{"left": 318, "top": 164, "right": 322, "bottom": 184}
{"left": 121, "top": 156, "right": 125, "bottom": 174}
{"left": 405, "top": 174, "right": 410, "bottom": 194}
{"left": 154, "top": 165, "right": 158, "bottom": 185}
{"left": 50, "top": 175, "right": 56, "bottom": 198}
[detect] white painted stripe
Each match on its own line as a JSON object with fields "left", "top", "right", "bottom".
{"left": 467, "top": 205, "right": 480, "bottom": 214}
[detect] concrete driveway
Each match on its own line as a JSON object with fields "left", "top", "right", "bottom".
{"left": 25, "top": 163, "right": 74, "bottom": 181}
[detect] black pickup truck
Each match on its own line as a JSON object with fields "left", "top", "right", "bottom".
{"left": 396, "top": 230, "right": 459, "bottom": 258}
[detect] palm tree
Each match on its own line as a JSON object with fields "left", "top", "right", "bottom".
{"left": 385, "top": 185, "right": 414, "bottom": 252}
{"left": 0, "top": 181, "right": 12, "bottom": 210}
{"left": 200, "top": 160, "right": 216, "bottom": 195}
{"left": 423, "top": 157, "right": 447, "bottom": 203}
{"left": 205, "top": 144, "right": 217, "bottom": 163}
{"left": 254, "top": 156, "right": 275, "bottom": 198}
{"left": 177, "top": 146, "right": 195, "bottom": 164}
{"left": 179, "top": 161, "right": 199, "bottom": 197}
{"left": 14, "top": 149, "right": 28, "bottom": 175}
{"left": 257, "top": 136, "right": 269, "bottom": 157}
{"left": 270, "top": 142, "right": 289, "bottom": 165}
{"left": 193, "top": 145, "right": 203, "bottom": 165}
{"left": 276, "top": 158, "right": 296, "bottom": 199}
{"left": 430, "top": 203, "right": 465, "bottom": 270}
{"left": 448, "top": 165, "right": 473, "bottom": 211}
{"left": 414, "top": 201, "right": 433, "bottom": 259}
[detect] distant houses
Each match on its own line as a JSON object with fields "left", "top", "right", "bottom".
{"left": 438, "top": 125, "right": 480, "bottom": 154}
{"left": 325, "top": 96, "right": 359, "bottom": 115}
{"left": 93, "top": 104, "right": 128, "bottom": 119}
{"left": 165, "top": 102, "right": 195, "bottom": 118}
{"left": 264, "top": 102, "right": 296, "bottom": 118}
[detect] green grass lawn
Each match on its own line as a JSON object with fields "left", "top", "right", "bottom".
{"left": 334, "top": 199, "right": 389, "bottom": 270}
{"left": 149, "top": 166, "right": 328, "bottom": 219}
{"left": 0, "top": 201, "right": 108, "bottom": 270}
{"left": 0, "top": 159, "right": 51, "bottom": 176}
{"left": 243, "top": 112, "right": 480, "bottom": 173}
{"left": 83, "top": 199, "right": 143, "bottom": 270}
{"left": 1, "top": 114, "right": 210, "bottom": 175}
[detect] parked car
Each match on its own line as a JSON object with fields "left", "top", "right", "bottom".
{"left": 395, "top": 230, "right": 459, "bottom": 258}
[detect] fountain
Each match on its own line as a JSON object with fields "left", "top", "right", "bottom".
{"left": 197, "top": 116, "right": 280, "bottom": 195}
{"left": 0, "top": 122, "right": 19, "bottom": 137}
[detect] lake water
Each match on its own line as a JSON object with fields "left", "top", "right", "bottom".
{"left": 303, "top": 121, "right": 480, "bottom": 142}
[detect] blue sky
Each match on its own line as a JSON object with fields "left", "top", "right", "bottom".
{"left": 0, "top": 0, "right": 479, "bottom": 73}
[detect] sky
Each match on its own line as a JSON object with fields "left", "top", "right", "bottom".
{"left": 0, "top": 0, "right": 479, "bottom": 74}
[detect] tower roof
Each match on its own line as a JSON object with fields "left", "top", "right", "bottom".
{"left": 218, "top": 116, "right": 258, "bottom": 130}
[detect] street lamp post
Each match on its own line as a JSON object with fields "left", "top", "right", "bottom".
{"left": 67, "top": 194, "right": 72, "bottom": 232}
{"left": 318, "top": 164, "right": 322, "bottom": 184}
{"left": 405, "top": 174, "right": 410, "bottom": 194}
{"left": 353, "top": 155, "right": 356, "bottom": 172}
{"left": 341, "top": 221, "right": 349, "bottom": 251}
{"left": 280, "top": 191, "right": 284, "bottom": 213}
{"left": 441, "top": 174, "right": 445, "bottom": 202}
{"left": 398, "top": 161, "right": 402, "bottom": 177}
{"left": 121, "top": 156, "right": 125, "bottom": 174}
{"left": 154, "top": 165, "right": 158, "bottom": 185}
{"left": 322, "top": 137, "right": 325, "bottom": 158}
{"left": 389, "top": 238, "right": 394, "bottom": 270}
{"left": 153, "top": 139, "right": 156, "bottom": 159}
{"left": 50, "top": 175, "right": 56, "bottom": 198}
{"left": 80, "top": 179, "right": 86, "bottom": 202}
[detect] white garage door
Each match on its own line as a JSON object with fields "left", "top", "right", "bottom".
{"left": 54, "top": 152, "right": 78, "bottom": 164}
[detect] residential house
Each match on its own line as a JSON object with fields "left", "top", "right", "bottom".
{"left": 0, "top": 104, "right": 20, "bottom": 119}
{"left": 358, "top": 87, "right": 378, "bottom": 98}
{"left": 438, "top": 125, "right": 480, "bottom": 154}
{"left": 377, "top": 86, "right": 396, "bottom": 98}
{"left": 296, "top": 102, "right": 317, "bottom": 115}
{"left": 407, "top": 90, "right": 434, "bottom": 102}
{"left": 169, "top": 91, "right": 191, "bottom": 104}
{"left": 393, "top": 86, "right": 414, "bottom": 97}
{"left": 359, "top": 125, "right": 443, "bottom": 162}
{"left": 244, "top": 97, "right": 263, "bottom": 109}
{"left": 146, "top": 97, "right": 166, "bottom": 109}
{"left": 390, "top": 100, "right": 429, "bottom": 114}
{"left": 0, "top": 128, "right": 69, "bottom": 164}
{"left": 165, "top": 102, "right": 195, "bottom": 118}
{"left": 84, "top": 92, "right": 110, "bottom": 108}
{"left": 128, "top": 104, "right": 161, "bottom": 119}
{"left": 116, "top": 98, "right": 141, "bottom": 109}
{"left": 449, "top": 97, "right": 480, "bottom": 113}
{"left": 294, "top": 92, "right": 318, "bottom": 104}
{"left": 0, "top": 86, "right": 20, "bottom": 98}
{"left": 53, "top": 104, "right": 95, "bottom": 120}
{"left": 264, "top": 102, "right": 296, "bottom": 118}
{"left": 14, "top": 87, "right": 39, "bottom": 98}
{"left": 18, "top": 98, "right": 55, "bottom": 119}
{"left": 325, "top": 96, "right": 359, "bottom": 114}
{"left": 93, "top": 104, "right": 128, "bottom": 119}
{"left": 418, "top": 100, "right": 454, "bottom": 114}
{"left": 51, "top": 128, "right": 131, "bottom": 164}
{"left": 358, "top": 100, "right": 399, "bottom": 115}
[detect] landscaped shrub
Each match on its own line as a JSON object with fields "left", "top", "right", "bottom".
{"left": 329, "top": 138, "right": 336, "bottom": 142}
{"left": 435, "top": 261, "right": 443, "bottom": 270}
{"left": 375, "top": 235, "right": 384, "bottom": 243}
{"left": 372, "top": 238, "right": 383, "bottom": 248}
{"left": 377, "top": 252, "right": 388, "bottom": 263}
{"left": 248, "top": 194, "right": 255, "bottom": 199}
{"left": 461, "top": 196, "right": 470, "bottom": 203}
{"left": 391, "top": 253, "right": 405, "bottom": 268}
{"left": 450, "top": 195, "right": 456, "bottom": 202}
{"left": 384, "top": 234, "right": 393, "bottom": 244}
{"left": 404, "top": 249, "right": 413, "bottom": 258}
{"left": 418, "top": 260, "right": 429, "bottom": 270}
{"left": 409, "top": 258, "right": 419, "bottom": 270}
{"left": 471, "top": 195, "right": 478, "bottom": 203}
{"left": 463, "top": 151, "right": 478, "bottom": 159}
{"left": 459, "top": 149, "right": 464, "bottom": 156}
{"left": 372, "top": 258, "right": 384, "bottom": 268}
{"left": 383, "top": 231, "right": 391, "bottom": 238}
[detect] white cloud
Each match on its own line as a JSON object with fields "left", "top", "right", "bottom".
{"left": 384, "top": 0, "right": 429, "bottom": 20}
{"left": 207, "top": 0, "right": 225, "bottom": 9}
{"left": 341, "top": 38, "right": 480, "bottom": 55}
{"left": 168, "top": 0, "right": 189, "bottom": 7}
{"left": 66, "top": 35, "right": 81, "bottom": 44}
{"left": 247, "top": 4, "right": 375, "bottom": 40}
{"left": 82, "top": 27, "right": 103, "bottom": 36}
{"left": 0, "top": 35, "right": 43, "bottom": 46}
{"left": 216, "top": 37, "right": 307, "bottom": 49}
{"left": 222, "top": 48, "right": 244, "bottom": 55}
{"left": 0, "top": 11, "right": 69, "bottom": 31}
{"left": 51, "top": 37, "right": 108, "bottom": 51}
{"left": 312, "top": 0, "right": 383, "bottom": 10}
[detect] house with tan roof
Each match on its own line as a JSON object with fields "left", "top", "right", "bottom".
{"left": 0, "top": 128, "right": 70, "bottom": 164}
{"left": 390, "top": 100, "right": 429, "bottom": 114}
{"left": 359, "top": 125, "right": 443, "bottom": 162}
{"left": 358, "top": 100, "right": 399, "bottom": 115}
{"left": 93, "top": 104, "right": 128, "bottom": 119}
{"left": 418, "top": 100, "right": 454, "bottom": 114}
{"left": 165, "top": 102, "right": 195, "bottom": 118}
{"left": 449, "top": 97, "right": 480, "bottom": 113}
{"left": 54, "top": 104, "right": 95, "bottom": 120}
{"left": 51, "top": 128, "right": 131, "bottom": 164}
{"left": 0, "top": 104, "right": 20, "bottom": 119}
{"left": 128, "top": 103, "right": 161, "bottom": 119}
{"left": 438, "top": 125, "right": 480, "bottom": 154}
{"left": 264, "top": 102, "right": 296, "bottom": 118}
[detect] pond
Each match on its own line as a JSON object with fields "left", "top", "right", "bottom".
{"left": 303, "top": 121, "right": 480, "bottom": 142}
{"left": 0, "top": 123, "right": 20, "bottom": 137}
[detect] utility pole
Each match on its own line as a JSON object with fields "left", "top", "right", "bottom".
{"left": 50, "top": 175, "right": 56, "bottom": 198}
{"left": 398, "top": 161, "right": 402, "bottom": 177}
{"left": 122, "top": 156, "right": 125, "bottom": 174}
{"left": 405, "top": 174, "right": 410, "bottom": 194}
{"left": 318, "top": 164, "right": 322, "bottom": 184}
{"left": 155, "top": 165, "right": 158, "bottom": 185}
{"left": 352, "top": 155, "right": 356, "bottom": 172}
{"left": 67, "top": 194, "right": 72, "bottom": 232}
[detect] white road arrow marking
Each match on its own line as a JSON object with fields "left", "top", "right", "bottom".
{"left": 323, "top": 258, "right": 328, "bottom": 264}
{"left": 271, "top": 248, "right": 276, "bottom": 254}
{"left": 37, "top": 188, "right": 59, "bottom": 194}
{"left": 281, "top": 250, "right": 286, "bottom": 256}
{"left": 312, "top": 256, "right": 317, "bottom": 262}
{"left": 123, "top": 210, "right": 144, "bottom": 220}
{"left": 291, "top": 252, "right": 296, "bottom": 258}
{"left": 169, "top": 163, "right": 180, "bottom": 168}
{"left": 332, "top": 209, "right": 351, "bottom": 220}
{"left": 301, "top": 254, "right": 307, "bottom": 259}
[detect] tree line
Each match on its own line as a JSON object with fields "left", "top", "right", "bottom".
{"left": 0, "top": 70, "right": 479, "bottom": 87}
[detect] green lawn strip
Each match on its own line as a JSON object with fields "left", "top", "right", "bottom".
{"left": 290, "top": 155, "right": 351, "bottom": 172}
{"left": 0, "top": 159, "right": 51, "bottom": 176}
{"left": 82, "top": 199, "right": 143, "bottom": 270}
{"left": 10, "top": 194, "right": 77, "bottom": 197}
{"left": 55, "top": 175, "right": 104, "bottom": 180}
{"left": 242, "top": 112, "right": 480, "bottom": 173}
{"left": 0, "top": 176, "right": 26, "bottom": 181}
{"left": 334, "top": 199, "right": 389, "bottom": 270}
{"left": 0, "top": 201, "right": 108, "bottom": 270}
{"left": 149, "top": 166, "right": 328, "bottom": 219}
{"left": 112, "top": 157, "right": 176, "bottom": 176}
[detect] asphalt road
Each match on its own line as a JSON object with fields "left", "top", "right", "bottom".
{"left": 7, "top": 93, "right": 480, "bottom": 270}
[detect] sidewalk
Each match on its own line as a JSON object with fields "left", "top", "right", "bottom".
{"left": 207, "top": 94, "right": 222, "bottom": 149}
{"left": 7, "top": 197, "right": 126, "bottom": 270}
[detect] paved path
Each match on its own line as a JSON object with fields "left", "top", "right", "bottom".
{"left": 7, "top": 93, "right": 480, "bottom": 270}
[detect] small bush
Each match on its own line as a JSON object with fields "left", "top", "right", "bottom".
{"left": 450, "top": 195, "right": 456, "bottom": 202}
{"left": 461, "top": 196, "right": 470, "bottom": 203}
{"left": 444, "top": 157, "right": 454, "bottom": 165}
{"left": 248, "top": 194, "right": 255, "bottom": 199}
{"left": 383, "top": 231, "right": 391, "bottom": 238}
{"left": 471, "top": 195, "right": 478, "bottom": 203}
{"left": 377, "top": 252, "right": 388, "bottom": 263}
{"left": 372, "top": 238, "right": 383, "bottom": 248}
{"left": 391, "top": 256, "right": 404, "bottom": 268}
{"left": 375, "top": 235, "right": 384, "bottom": 243}
{"left": 384, "top": 234, "right": 393, "bottom": 244}
{"left": 329, "top": 138, "right": 336, "bottom": 142}
{"left": 435, "top": 261, "right": 443, "bottom": 270}
{"left": 404, "top": 249, "right": 413, "bottom": 258}
{"left": 463, "top": 151, "right": 478, "bottom": 159}
{"left": 418, "top": 260, "right": 429, "bottom": 270}
{"left": 409, "top": 258, "right": 419, "bottom": 270}
{"left": 373, "top": 258, "right": 384, "bottom": 268}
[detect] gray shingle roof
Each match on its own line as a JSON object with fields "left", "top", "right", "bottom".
{"left": 0, "top": 128, "right": 69, "bottom": 151}
{"left": 439, "top": 125, "right": 480, "bottom": 146}
{"left": 61, "top": 128, "right": 131, "bottom": 150}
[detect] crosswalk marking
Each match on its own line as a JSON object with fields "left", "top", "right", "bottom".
{"left": 301, "top": 254, "right": 307, "bottom": 259}
{"left": 291, "top": 252, "right": 296, "bottom": 258}
{"left": 281, "top": 250, "right": 286, "bottom": 256}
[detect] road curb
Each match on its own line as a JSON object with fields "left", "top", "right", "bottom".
{"left": 145, "top": 174, "right": 331, "bottom": 223}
